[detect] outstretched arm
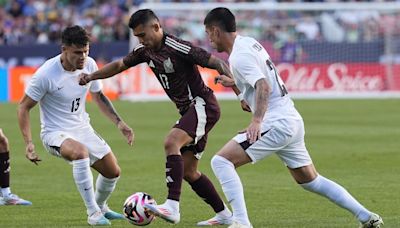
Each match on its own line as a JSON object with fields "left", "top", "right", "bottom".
{"left": 17, "top": 95, "right": 41, "bottom": 165}
{"left": 207, "top": 55, "right": 251, "bottom": 112}
{"left": 91, "top": 91, "right": 134, "bottom": 145}
{"left": 79, "top": 59, "right": 129, "bottom": 85}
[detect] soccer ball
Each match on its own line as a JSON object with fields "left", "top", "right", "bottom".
{"left": 123, "top": 192, "right": 157, "bottom": 226}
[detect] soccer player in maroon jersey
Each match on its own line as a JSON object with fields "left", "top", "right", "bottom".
{"left": 0, "top": 128, "right": 31, "bottom": 205}
{"left": 79, "top": 9, "right": 250, "bottom": 226}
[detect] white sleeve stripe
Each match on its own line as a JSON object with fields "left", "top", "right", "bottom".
{"left": 165, "top": 40, "right": 190, "bottom": 54}
{"left": 166, "top": 37, "right": 191, "bottom": 51}
{"left": 134, "top": 44, "right": 144, "bottom": 52}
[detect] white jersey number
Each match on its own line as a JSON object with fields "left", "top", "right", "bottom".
{"left": 158, "top": 74, "right": 170, "bottom": 89}
{"left": 266, "top": 59, "right": 288, "bottom": 97}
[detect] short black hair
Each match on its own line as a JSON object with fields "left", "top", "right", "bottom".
{"left": 129, "top": 9, "right": 159, "bottom": 30}
{"left": 204, "top": 7, "right": 236, "bottom": 32}
{"left": 61, "top": 25, "right": 90, "bottom": 47}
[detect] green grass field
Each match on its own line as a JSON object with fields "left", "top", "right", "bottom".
{"left": 0, "top": 99, "right": 399, "bottom": 228}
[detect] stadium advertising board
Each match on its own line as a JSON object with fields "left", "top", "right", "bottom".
{"left": 3, "top": 63, "right": 400, "bottom": 102}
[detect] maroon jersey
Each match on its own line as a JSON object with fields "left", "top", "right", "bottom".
{"left": 123, "top": 33, "right": 213, "bottom": 114}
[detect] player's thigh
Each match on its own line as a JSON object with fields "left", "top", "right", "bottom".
{"left": 92, "top": 152, "right": 120, "bottom": 178}
{"left": 174, "top": 96, "right": 220, "bottom": 146}
{"left": 276, "top": 119, "right": 313, "bottom": 170}
{"left": 76, "top": 129, "right": 112, "bottom": 165}
{"left": 41, "top": 131, "right": 88, "bottom": 161}
{"left": 216, "top": 140, "right": 252, "bottom": 168}
{"left": 164, "top": 128, "right": 193, "bottom": 154}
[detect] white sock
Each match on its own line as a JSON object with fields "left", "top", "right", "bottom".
{"left": 95, "top": 174, "right": 119, "bottom": 210}
{"left": 301, "top": 175, "right": 371, "bottom": 222}
{"left": 72, "top": 158, "right": 99, "bottom": 215}
{"left": 1, "top": 187, "right": 11, "bottom": 196}
{"left": 165, "top": 199, "right": 179, "bottom": 213}
{"left": 211, "top": 155, "right": 251, "bottom": 226}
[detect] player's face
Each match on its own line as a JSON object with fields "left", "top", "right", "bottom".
{"left": 205, "top": 25, "right": 223, "bottom": 52}
{"left": 62, "top": 44, "right": 89, "bottom": 70}
{"left": 133, "top": 22, "right": 161, "bottom": 50}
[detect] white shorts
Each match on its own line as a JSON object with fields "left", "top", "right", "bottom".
{"left": 41, "top": 127, "right": 111, "bottom": 165}
{"left": 232, "top": 118, "right": 312, "bottom": 169}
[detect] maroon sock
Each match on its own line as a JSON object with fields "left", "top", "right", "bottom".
{"left": 0, "top": 152, "right": 10, "bottom": 188}
{"left": 166, "top": 155, "right": 184, "bottom": 201}
{"left": 189, "top": 174, "right": 224, "bottom": 213}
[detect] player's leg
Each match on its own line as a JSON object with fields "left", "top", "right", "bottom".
{"left": 48, "top": 135, "right": 109, "bottom": 225}
{"left": 60, "top": 139, "right": 110, "bottom": 224}
{"left": 91, "top": 152, "right": 124, "bottom": 220}
{"left": 211, "top": 140, "right": 253, "bottom": 228}
{"left": 181, "top": 147, "right": 232, "bottom": 226}
{"left": 144, "top": 127, "right": 191, "bottom": 224}
{"left": 0, "top": 128, "right": 31, "bottom": 206}
{"left": 281, "top": 119, "right": 383, "bottom": 227}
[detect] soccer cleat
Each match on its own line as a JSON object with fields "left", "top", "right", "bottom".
{"left": 143, "top": 202, "right": 180, "bottom": 224}
{"left": 87, "top": 211, "right": 111, "bottom": 226}
{"left": 228, "top": 221, "right": 253, "bottom": 228}
{"left": 101, "top": 204, "right": 125, "bottom": 220}
{"left": 197, "top": 214, "right": 233, "bottom": 226}
{"left": 359, "top": 213, "right": 384, "bottom": 228}
{"left": 0, "top": 194, "right": 32, "bottom": 206}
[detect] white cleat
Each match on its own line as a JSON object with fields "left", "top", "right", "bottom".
{"left": 0, "top": 193, "right": 32, "bottom": 206}
{"left": 101, "top": 204, "right": 124, "bottom": 220}
{"left": 360, "top": 213, "right": 384, "bottom": 228}
{"left": 87, "top": 211, "right": 111, "bottom": 226}
{"left": 144, "top": 202, "right": 180, "bottom": 224}
{"left": 228, "top": 221, "right": 253, "bottom": 228}
{"left": 197, "top": 214, "right": 233, "bottom": 226}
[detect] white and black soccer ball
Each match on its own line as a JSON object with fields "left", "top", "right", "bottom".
{"left": 123, "top": 192, "right": 157, "bottom": 226}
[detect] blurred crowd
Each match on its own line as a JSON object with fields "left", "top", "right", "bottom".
{"left": 1, "top": 0, "right": 400, "bottom": 46}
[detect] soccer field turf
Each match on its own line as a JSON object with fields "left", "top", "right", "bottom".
{"left": 0, "top": 99, "right": 399, "bottom": 227}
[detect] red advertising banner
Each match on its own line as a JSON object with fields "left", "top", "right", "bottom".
{"left": 7, "top": 62, "right": 400, "bottom": 102}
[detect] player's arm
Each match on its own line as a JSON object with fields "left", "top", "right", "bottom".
{"left": 207, "top": 55, "right": 251, "bottom": 112}
{"left": 247, "top": 78, "right": 270, "bottom": 144}
{"left": 79, "top": 59, "right": 129, "bottom": 85}
{"left": 91, "top": 91, "right": 134, "bottom": 145}
{"left": 17, "top": 95, "right": 41, "bottom": 165}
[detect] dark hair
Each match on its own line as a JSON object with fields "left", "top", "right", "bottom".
{"left": 204, "top": 7, "right": 236, "bottom": 32}
{"left": 129, "top": 9, "right": 159, "bottom": 30}
{"left": 61, "top": 25, "right": 90, "bottom": 47}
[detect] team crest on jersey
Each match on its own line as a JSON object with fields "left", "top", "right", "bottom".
{"left": 148, "top": 60, "right": 155, "bottom": 68}
{"left": 163, "top": 58, "right": 175, "bottom": 73}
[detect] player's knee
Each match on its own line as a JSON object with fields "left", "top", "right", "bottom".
{"left": 109, "top": 166, "right": 121, "bottom": 178}
{"left": 0, "top": 133, "right": 9, "bottom": 152}
{"left": 183, "top": 169, "right": 199, "bottom": 182}
{"left": 69, "top": 144, "right": 89, "bottom": 160}
{"left": 164, "top": 137, "right": 179, "bottom": 155}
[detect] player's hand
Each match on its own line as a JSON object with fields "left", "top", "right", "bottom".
{"left": 246, "top": 120, "right": 261, "bottom": 144}
{"left": 214, "top": 75, "right": 235, "bottom": 87}
{"left": 118, "top": 121, "right": 134, "bottom": 146}
{"left": 240, "top": 100, "right": 251, "bottom": 112}
{"left": 25, "top": 142, "right": 41, "bottom": 165}
{"left": 78, "top": 73, "right": 92, "bottom": 85}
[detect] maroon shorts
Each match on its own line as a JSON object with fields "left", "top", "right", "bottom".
{"left": 174, "top": 93, "right": 220, "bottom": 156}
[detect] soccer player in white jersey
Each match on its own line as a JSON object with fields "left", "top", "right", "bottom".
{"left": 17, "top": 26, "right": 134, "bottom": 226}
{"left": 203, "top": 8, "right": 383, "bottom": 228}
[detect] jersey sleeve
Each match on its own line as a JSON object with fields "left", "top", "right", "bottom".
{"left": 232, "top": 53, "right": 269, "bottom": 88}
{"left": 187, "top": 45, "right": 211, "bottom": 67}
{"left": 25, "top": 72, "right": 48, "bottom": 101}
{"left": 122, "top": 44, "right": 147, "bottom": 67}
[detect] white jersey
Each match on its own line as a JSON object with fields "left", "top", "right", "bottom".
{"left": 229, "top": 35, "right": 302, "bottom": 122}
{"left": 26, "top": 55, "right": 102, "bottom": 134}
